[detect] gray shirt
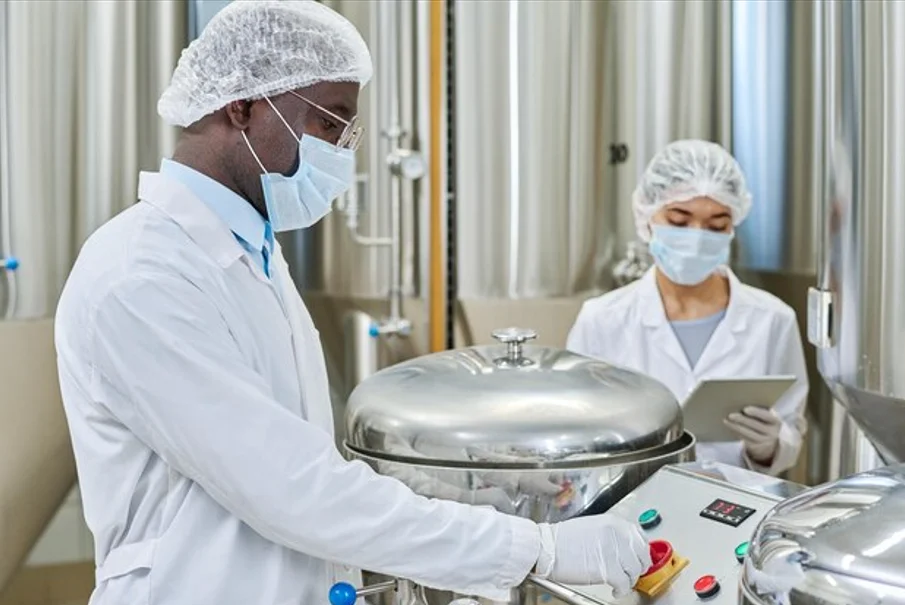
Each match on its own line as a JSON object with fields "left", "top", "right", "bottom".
{"left": 670, "top": 309, "right": 727, "bottom": 369}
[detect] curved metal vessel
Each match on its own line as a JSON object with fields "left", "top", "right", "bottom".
{"left": 345, "top": 327, "right": 694, "bottom": 524}
{"left": 808, "top": 0, "right": 905, "bottom": 465}
{"left": 740, "top": 464, "right": 905, "bottom": 604}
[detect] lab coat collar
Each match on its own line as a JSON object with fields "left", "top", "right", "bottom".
{"left": 637, "top": 266, "right": 750, "bottom": 334}
{"left": 159, "top": 159, "right": 269, "bottom": 253}
{"left": 638, "top": 266, "right": 751, "bottom": 375}
{"left": 138, "top": 171, "right": 245, "bottom": 269}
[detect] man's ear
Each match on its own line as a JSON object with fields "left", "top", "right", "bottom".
{"left": 225, "top": 99, "right": 253, "bottom": 130}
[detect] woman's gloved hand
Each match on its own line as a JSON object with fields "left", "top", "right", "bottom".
{"left": 535, "top": 514, "right": 651, "bottom": 598}
{"left": 724, "top": 406, "right": 782, "bottom": 464}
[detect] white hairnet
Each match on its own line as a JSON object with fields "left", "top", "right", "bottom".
{"left": 158, "top": 0, "right": 373, "bottom": 128}
{"left": 632, "top": 139, "right": 753, "bottom": 242}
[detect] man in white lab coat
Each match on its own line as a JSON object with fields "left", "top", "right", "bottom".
{"left": 567, "top": 140, "right": 809, "bottom": 478}
{"left": 54, "top": 2, "right": 650, "bottom": 604}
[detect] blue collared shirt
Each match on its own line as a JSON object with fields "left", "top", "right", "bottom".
{"left": 160, "top": 159, "right": 274, "bottom": 278}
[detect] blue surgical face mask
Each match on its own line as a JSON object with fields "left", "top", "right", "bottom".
{"left": 243, "top": 101, "right": 356, "bottom": 232}
{"left": 648, "top": 224, "right": 733, "bottom": 286}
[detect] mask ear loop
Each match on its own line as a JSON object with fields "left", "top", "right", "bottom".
{"left": 263, "top": 96, "right": 302, "bottom": 144}
{"left": 241, "top": 96, "right": 303, "bottom": 175}
{"left": 242, "top": 131, "right": 268, "bottom": 174}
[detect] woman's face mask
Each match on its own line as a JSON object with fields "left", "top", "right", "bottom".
{"left": 242, "top": 98, "right": 356, "bottom": 232}
{"left": 648, "top": 224, "right": 733, "bottom": 286}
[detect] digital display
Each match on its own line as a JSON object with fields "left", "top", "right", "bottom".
{"left": 699, "top": 498, "right": 756, "bottom": 527}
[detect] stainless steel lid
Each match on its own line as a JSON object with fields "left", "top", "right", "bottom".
{"left": 344, "top": 327, "right": 683, "bottom": 468}
{"left": 742, "top": 464, "right": 905, "bottom": 604}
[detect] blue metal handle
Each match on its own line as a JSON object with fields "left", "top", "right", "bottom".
{"left": 1, "top": 256, "right": 19, "bottom": 271}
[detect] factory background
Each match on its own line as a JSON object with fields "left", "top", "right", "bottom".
{"left": 0, "top": 0, "right": 895, "bottom": 604}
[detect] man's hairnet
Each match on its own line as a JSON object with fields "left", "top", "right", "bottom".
{"left": 158, "top": 0, "right": 373, "bottom": 128}
{"left": 632, "top": 140, "right": 753, "bottom": 242}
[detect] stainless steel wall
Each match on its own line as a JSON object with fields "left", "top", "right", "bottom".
{"left": 454, "top": 0, "right": 732, "bottom": 299}
{"left": 296, "top": 0, "right": 864, "bottom": 487}
{"left": 728, "top": 0, "right": 835, "bottom": 484}
{"left": 0, "top": 0, "right": 184, "bottom": 319}
{"left": 297, "top": 0, "right": 742, "bottom": 408}
{"left": 294, "top": 0, "right": 734, "bottom": 303}
{"left": 282, "top": 0, "right": 427, "bottom": 301}
{"left": 810, "top": 0, "right": 905, "bottom": 466}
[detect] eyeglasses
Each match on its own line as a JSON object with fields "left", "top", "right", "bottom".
{"left": 288, "top": 90, "right": 364, "bottom": 152}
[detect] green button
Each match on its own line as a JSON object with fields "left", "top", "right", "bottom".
{"left": 639, "top": 509, "right": 659, "bottom": 523}
{"left": 735, "top": 541, "right": 749, "bottom": 560}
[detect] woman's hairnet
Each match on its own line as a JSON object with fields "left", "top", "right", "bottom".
{"left": 158, "top": 0, "right": 373, "bottom": 128}
{"left": 632, "top": 140, "right": 753, "bottom": 242}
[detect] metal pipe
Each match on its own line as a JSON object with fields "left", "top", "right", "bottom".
{"left": 377, "top": 2, "right": 407, "bottom": 333}
{"left": 343, "top": 310, "right": 379, "bottom": 397}
{"left": 428, "top": 0, "right": 446, "bottom": 353}
{"left": 0, "top": 2, "right": 16, "bottom": 319}
{"left": 389, "top": 165, "right": 402, "bottom": 322}
{"left": 444, "top": 0, "right": 457, "bottom": 350}
{"left": 355, "top": 579, "right": 397, "bottom": 598}
{"left": 506, "top": 0, "right": 520, "bottom": 299}
{"left": 525, "top": 576, "right": 601, "bottom": 605}
{"left": 338, "top": 176, "right": 392, "bottom": 247}
{"left": 348, "top": 231, "right": 392, "bottom": 247}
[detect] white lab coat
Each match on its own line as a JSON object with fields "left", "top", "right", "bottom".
{"left": 566, "top": 268, "right": 808, "bottom": 476}
{"left": 54, "top": 172, "right": 538, "bottom": 605}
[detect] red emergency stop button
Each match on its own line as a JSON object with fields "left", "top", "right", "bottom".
{"left": 693, "top": 575, "right": 720, "bottom": 599}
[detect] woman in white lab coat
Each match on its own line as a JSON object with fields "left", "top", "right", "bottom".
{"left": 567, "top": 140, "right": 808, "bottom": 476}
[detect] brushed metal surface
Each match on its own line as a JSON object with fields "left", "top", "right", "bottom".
{"left": 814, "top": 0, "right": 905, "bottom": 464}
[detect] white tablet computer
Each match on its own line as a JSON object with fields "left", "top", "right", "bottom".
{"left": 681, "top": 376, "right": 797, "bottom": 443}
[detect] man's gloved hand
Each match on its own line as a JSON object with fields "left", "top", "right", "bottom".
{"left": 724, "top": 406, "right": 782, "bottom": 465}
{"left": 535, "top": 514, "right": 651, "bottom": 598}
{"left": 468, "top": 487, "right": 516, "bottom": 514}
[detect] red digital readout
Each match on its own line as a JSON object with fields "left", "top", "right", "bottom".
{"left": 711, "top": 501, "right": 736, "bottom": 515}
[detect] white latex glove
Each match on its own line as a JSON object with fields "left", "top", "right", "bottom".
{"left": 468, "top": 487, "right": 516, "bottom": 514}
{"left": 724, "top": 406, "right": 782, "bottom": 464}
{"left": 535, "top": 515, "right": 651, "bottom": 598}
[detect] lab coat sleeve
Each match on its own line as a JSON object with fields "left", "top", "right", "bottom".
{"left": 88, "top": 273, "right": 539, "bottom": 600}
{"left": 743, "top": 314, "right": 809, "bottom": 476}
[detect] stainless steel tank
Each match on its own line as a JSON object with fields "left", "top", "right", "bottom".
{"left": 344, "top": 327, "right": 694, "bottom": 605}
{"left": 344, "top": 327, "right": 695, "bottom": 524}
{"left": 740, "top": 464, "right": 905, "bottom": 604}
{"left": 807, "top": 0, "right": 905, "bottom": 466}
{"left": 736, "top": 2, "right": 905, "bottom": 603}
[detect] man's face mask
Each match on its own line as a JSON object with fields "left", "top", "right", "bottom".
{"left": 242, "top": 95, "right": 361, "bottom": 232}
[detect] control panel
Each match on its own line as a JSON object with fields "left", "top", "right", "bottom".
{"left": 539, "top": 463, "right": 799, "bottom": 605}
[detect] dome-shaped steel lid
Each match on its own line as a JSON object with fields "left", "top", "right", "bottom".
{"left": 742, "top": 464, "right": 905, "bottom": 604}
{"left": 344, "top": 327, "right": 684, "bottom": 469}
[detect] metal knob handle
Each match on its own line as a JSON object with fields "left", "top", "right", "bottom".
{"left": 329, "top": 580, "right": 398, "bottom": 605}
{"left": 491, "top": 327, "right": 537, "bottom": 363}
